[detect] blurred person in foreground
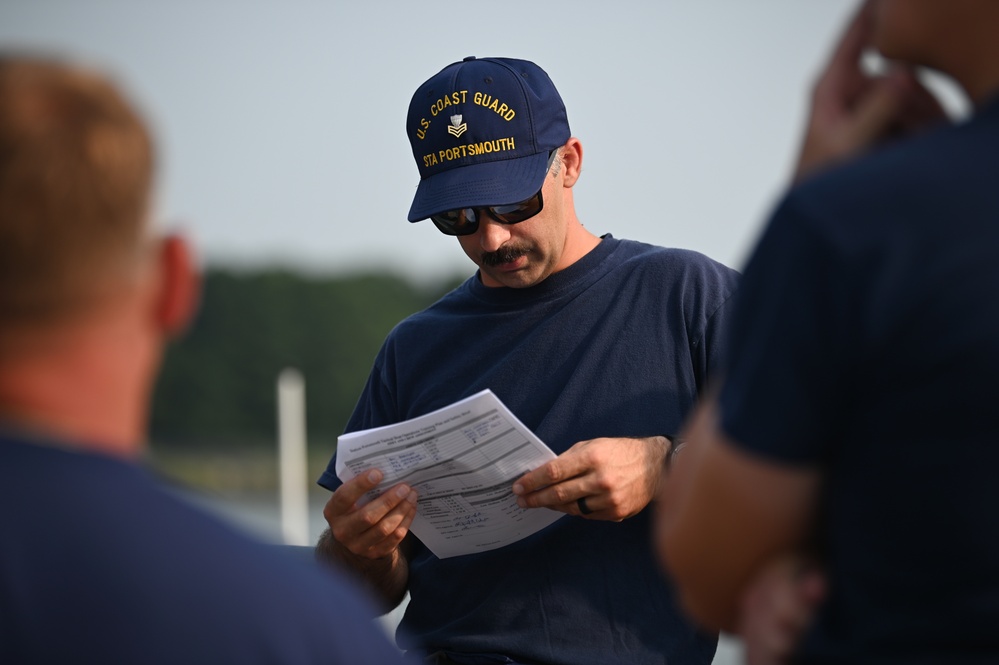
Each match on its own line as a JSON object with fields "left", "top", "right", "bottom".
{"left": 316, "top": 56, "right": 738, "bottom": 665}
{"left": 0, "top": 55, "right": 406, "bottom": 664}
{"left": 657, "top": 1, "right": 999, "bottom": 663}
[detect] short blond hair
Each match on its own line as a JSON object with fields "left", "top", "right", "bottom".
{"left": 0, "top": 55, "right": 154, "bottom": 323}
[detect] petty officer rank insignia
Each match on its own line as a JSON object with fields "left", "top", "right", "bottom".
{"left": 448, "top": 115, "right": 467, "bottom": 138}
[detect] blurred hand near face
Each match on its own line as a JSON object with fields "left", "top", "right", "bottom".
{"left": 794, "top": 1, "right": 948, "bottom": 182}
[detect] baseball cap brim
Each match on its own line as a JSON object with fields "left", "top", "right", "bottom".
{"left": 407, "top": 150, "right": 552, "bottom": 223}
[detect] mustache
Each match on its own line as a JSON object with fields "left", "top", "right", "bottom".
{"left": 481, "top": 245, "right": 530, "bottom": 267}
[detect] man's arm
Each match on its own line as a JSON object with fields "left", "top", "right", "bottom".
{"left": 654, "top": 399, "right": 819, "bottom": 633}
{"left": 315, "top": 469, "right": 417, "bottom": 612}
{"left": 512, "top": 435, "right": 672, "bottom": 520}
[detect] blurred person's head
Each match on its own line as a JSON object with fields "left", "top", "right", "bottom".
{"left": 0, "top": 55, "right": 154, "bottom": 322}
{"left": 0, "top": 54, "right": 196, "bottom": 453}
{"left": 869, "top": 0, "right": 999, "bottom": 102}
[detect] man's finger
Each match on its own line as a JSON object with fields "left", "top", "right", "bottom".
{"left": 845, "top": 77, "right": 910, "bottom": 148}
{"left": 811, "top": 1, "right": 878, "bottom": 116}
{"left": 516, "top": 477, "right": 589, "bottom": 509}
{"left": 398, "top": 495, "right": 419, "bottom": 533}
{"left": 354, "top": 483, "right": 414, "bottom": 524}
{"left": 327, "top": 469, "right": 385, "bottom": 514}
{"left": 827, "top": 0, "right": 875, "bottom": 73}
{"left": 512, "top": 450, "right": 590, "bottom": 496}
{"left": 354, "top": 489, "right": 418, "bottom": 557}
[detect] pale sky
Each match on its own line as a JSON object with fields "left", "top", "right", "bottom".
{"left": 2, "top": 0, "right": 958, "bottom": 283}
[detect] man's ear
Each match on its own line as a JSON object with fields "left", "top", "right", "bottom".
{"left": 560, "top": 137, "right": 584, "bottom": 188}
{"left": 154, "top": 234, "right": 200, "bottom": 337}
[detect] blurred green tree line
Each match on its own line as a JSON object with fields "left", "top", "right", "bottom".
{"left": 149, "top": 267, "right": 465, "bottom": 452}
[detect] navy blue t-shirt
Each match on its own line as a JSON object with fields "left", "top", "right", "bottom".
{"left": 719, "top": 98, "right": 999, "bottom": 663}
{"left": 0, "top": 432, "right": 407, "bottom": 665}
{"left": 320, "top": 236, "right": 738, "bottom": 665}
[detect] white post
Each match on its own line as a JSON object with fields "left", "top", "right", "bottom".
{"left": 277, "top": 367, "right": 309, "bottom": 546}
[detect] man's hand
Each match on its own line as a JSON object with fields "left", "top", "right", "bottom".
{"left": 322, "top": 469, "right": 418, "bottom": 560}
{"left": 512, "top": 436, "right": 670, "bottom": 521}
{"left": 737, "top": 555, "right": 826, "bottom": 665}
{"left": 794, "top": 1, "right": 947, "bottom": 182}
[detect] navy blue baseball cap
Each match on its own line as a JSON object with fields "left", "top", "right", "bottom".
{"left": 406, "top": 56, "right": 571, "bottom": 223}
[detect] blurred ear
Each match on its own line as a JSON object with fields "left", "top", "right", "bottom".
{"left": 154, "top": 234, "right": 200, "bottom": 337}
{"left": 560, "top": 137, "right": 583, "bottom": 188}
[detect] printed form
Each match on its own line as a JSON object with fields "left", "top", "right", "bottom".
{"left": 335, "top": 389, "right": 564, "bottom": 559}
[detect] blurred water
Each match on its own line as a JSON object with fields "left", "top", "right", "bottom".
{"left": 187, "top": 489, "right": 744, "bottom": 665}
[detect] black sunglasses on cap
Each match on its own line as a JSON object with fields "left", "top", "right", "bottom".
{"left": 430, "top": 151, "right": 557, "bottom": 236}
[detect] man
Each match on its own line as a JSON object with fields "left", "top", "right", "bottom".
{"left": 657, "top": 1, "right": 999, "bottom": 663}
{"left": 316, "top": 56, "right": 738, "bottom": 665}
{"left": 0, "top": 56, "right": 405, "bottom": 664}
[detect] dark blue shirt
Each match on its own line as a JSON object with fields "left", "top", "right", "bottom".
{"left": 0, "top": 432, "right": 407, "bottom": 665}
{"left": 321, "top": 236, "right": 738, "bottom": 665}
{"left": 719, "top": 98, "right": 999, "bottom": 663}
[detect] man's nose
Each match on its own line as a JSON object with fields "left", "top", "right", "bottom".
{"left": 475, "top": 213, "right": 512, "bottom": 252}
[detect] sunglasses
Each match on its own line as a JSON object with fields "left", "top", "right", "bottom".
{"left": 430, "top": 151, "right": 557, "bottom": 236}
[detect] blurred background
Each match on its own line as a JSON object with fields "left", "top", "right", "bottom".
{"left": 1, "top": 1, "right": 966, "bottom": 661}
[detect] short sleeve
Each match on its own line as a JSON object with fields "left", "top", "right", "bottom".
{"left": 316, "top": 348, "right": 399, "bottom": 491}
{"left": 718, "top": 191, "right": 855, "bottom": 466}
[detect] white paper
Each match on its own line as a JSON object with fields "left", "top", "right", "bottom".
{"left": 335, "top": 389, "right": 564, "bottom": 559}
